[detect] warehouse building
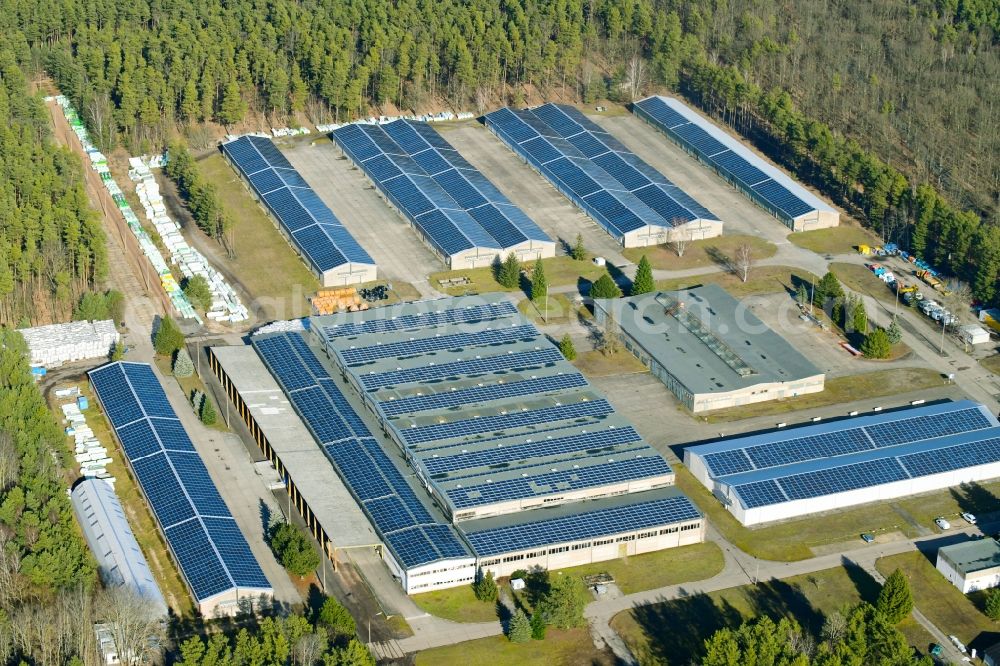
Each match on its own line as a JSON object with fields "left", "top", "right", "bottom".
{"left": 210, "top": 296, "right": 705, "bottom": 593}
{"left": 937, "top": 539, "right": 1000, "bottom": 593}
{"left": 483, "top": 104, "right": 722, "bottom": 248}
{"left": 594, "top": 285, "right": 824, "bottom": 412}
{"left": 90, "top": 362, "right": 274, "bottom": 616}
{"left": 71, "top": 479, "right": 168, "bottom": 617}
{"left": 633, "top": 96, "right": 839, "bottom": 231}
{"left": 221, "top": 135, "right": 377, "bottom": 285}
{"left": 331, "top": 121, "right": 554, "bottom": 269}
{"left": 684, "top": 400, "right": 1000, "bottom": 526}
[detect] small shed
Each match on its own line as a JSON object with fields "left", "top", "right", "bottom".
{"left": 960, "top": 325, "right": 990, "bottom": 345}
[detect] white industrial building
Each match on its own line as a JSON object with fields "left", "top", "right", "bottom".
{"left": 937, "top": 539, "right": 1000, "bottom": 593}
{"left": 71, "top": 479, "right": 168, "bottom": 617}
{"left": 20, "top": 320, "right": 118, "bottom": 368}
{"left": 685, "top": 401, "right": 1000, "bottom": 526}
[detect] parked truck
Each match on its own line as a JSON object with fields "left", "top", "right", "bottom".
{"left": 916, "top": 269, "right": 949, "bottom": 295}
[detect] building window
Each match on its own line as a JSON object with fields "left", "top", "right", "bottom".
{"left": 502, "top": 553, "right": 525, "bottom": 563}
{"left": 594, "top": 538, "right": 614, "bottom": 546}
{"left": 571, "top": 542, "right": 592, "bottom": 551}
{"left": 660, "top": 527, "right": 679, "bottom": 535}
{"left": 548, "top": 546, "right": 569, "bottom": 555}
{"left": 637, "top": 531, "right": 657, "bottom": 539}
{"left": 615, "top": 534, "right": 636, "bottom": 543}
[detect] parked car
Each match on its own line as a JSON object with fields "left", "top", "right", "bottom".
{"left": 935, "top": 517, "right": 951, "bottom": 530}
{"left": 961, "top": 512, "right": 977, "bottom": 525}
{"left": 861, "top": 533, "right": 875, "bottom": 543}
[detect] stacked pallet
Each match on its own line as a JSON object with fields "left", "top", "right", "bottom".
{"left": 21, "top": 320, "right": 119, "bottom": 368}
{"left": 311, "top": 287, "right": 369, "bottom": 315}
{"left": 61, "top": 393, "right": 115, "bottom": 485}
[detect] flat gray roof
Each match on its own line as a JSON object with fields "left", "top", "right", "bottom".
{"left": 940, "top": 538, "right": 1000, "bottom": 575}
{"left": 597, "top": 284, "right": 822, "bottom": 396}
{"left": 210, "top": 345, "right": 379, "bottom": 549}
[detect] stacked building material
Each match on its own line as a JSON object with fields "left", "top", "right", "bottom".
{"left": 21, "top": 320, "right": 119, "bottom": 368}
{"left": 129, "top": 159, "right": 248, "bottom": 323}
{"left": 310, "top": 287, "right": 368, "bottom": 315}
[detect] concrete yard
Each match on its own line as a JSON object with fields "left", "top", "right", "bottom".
{"left": 280, "top": 139, "right": 443, "bottom": 298}
{"left": 436, "top": 122, "right": 630, "bottom": 266}
{"left": 592, "top": 112, "right": 801, "bottom": 245}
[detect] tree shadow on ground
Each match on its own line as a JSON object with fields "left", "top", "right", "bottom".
{"left": 840, "top": 559, "right": 882, "bottom": 605}
{"left": 951, "top": 482, "right": 1000, "bottom": 518}
{"left": 629, "top": 592, "right": 743, "bottom": 665}
{"left": 259, "top": 498, "right": 272, "bottom": 537}
{"left": 745, "top": 578, "right": 826, "bottom": 638}
{"left": 704, "top": 246, "right": 734, "bottom": 273}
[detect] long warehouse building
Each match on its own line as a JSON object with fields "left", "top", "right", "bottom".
{"left": 685, "top": 401, "right": 1000, "bottom": 526}
{"left": 594, "top": 285, "right": 825, "bottom": 412}
{"left": 484, "top": 103, "right": 722, "bottom": 247}
{"left": 221, "top": 135, "right": 377, "bottom": 285}
{"left": 212, "top": 296, "right": 705, "bottom": 594}
{"left": 331, "top": 120, "right": 555, "bottom": 269}
{"left": 89, "top": 362, "right": 274, "bottom": 616}
{"left": 633, "top": 96, "right": 839, "bottom": 231}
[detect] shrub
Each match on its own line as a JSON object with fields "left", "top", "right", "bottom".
{"left": 590, "top": 273, "right": 622, "bottom": 299}
{"left": 861, "top": 327, "right": 891, "bottom": 359}
{"left": 530, "top": 611, "right": 546, "bottom": 640}
{"left": 199, "top": 395, "right": 217, "bottom": 425}
{"left": 154, "top": 316, "right": 184, "bottom": 356}
{"left": 558, "top": 334, "right": 577, "bottom": 361}
{"left": 182, "top": 275, "right": 213, "bottom": 310}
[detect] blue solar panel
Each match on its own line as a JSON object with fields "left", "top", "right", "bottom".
{"left": 358, "top": 347, "right": 561, "bottom": 391}
{"left": 89, "top": 361, "right": 270, "bottom": 602}
{"left": 380, "top": 373, "right": 587, "bottom": 416}
{"left": 465, "top": 494, "right": 701, "bottom": 556}
{"left": 900, "top": 437, "right": 1000, "bottom": 477}
{"left": 483, "top": 103, "right": 718, "bottom": 242}
{"left": 779, "top": 457, "right": 909, "bottom": 501}
{"left": 222, "top": 136, "right": 374, "bottom": 273}
{"left": 423, "top": 426, "right": 643, "bottom": 475}
{"left": 339, "top": 324, "right": 538, "bottom": 366}
{"left": 332, "top": 120, "right": 549, "bottom": 256}
{"left": 703, "top": 448, "right": 755, "bottom": 476}
{"left": 633, "top": 96, "right": 829, "bottom": 224}
{"left": 864, "top": 408, "right": 992, "bottom": 447}
{"left": 324, "top": 301, "right": 518, "bottom": 339}
{"left": 252, "top": 333, "right": 470, "bottom": 568}
{"left": 734, "top": 480, "right": 787, "bottom": 509}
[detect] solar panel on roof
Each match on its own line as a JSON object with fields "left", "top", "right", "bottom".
{"left": 482, "top": 104, "right": 718, "bottom": 243}
{"left": 332, "top": 120, "right": 548, "bottom": 256}
{"left": 339, "top": 324, "right": 538, "bottom": 366}
{"left": 252, "top": 333, "right": 470, "bottom": 568}
{"left": 358, "top": 346, "right": 560, "bottom": 390}
{"left": 464, "top": 494, "right": 700, "bottom": 556}
{"left": 89, "top": 362, "right": 270, "bottom": 602}
{"left": 222, "top": 136, "right": 374, "bottom": 273}
{"left": 633, "top": 96, "right": 831, "bottom": 223}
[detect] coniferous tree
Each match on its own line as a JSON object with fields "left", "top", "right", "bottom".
{"left": 507, "top": 609, "right": 531, "bottom": 643}
{"left": 861, "top": 328, "right": 892, "bottom": 359}
{"left": 200, "top": 395, "right": 218, "bottom": 425}
{"left": 876, "top": 568, "right": 913, "bottom": 624}
{"left": 173, "top": 347, "right": 195, "bottom": 377}
{"left": 496, "top": 253, "right": 521, "bottom": 289}
{"left": 570, "top": 234, "right": 587, "bottom": 261}
{"left": 886, "top": 316, "right": 903, "bottom": 344}
{"left": 154, "top": 316, "right": 184, "bottom": 356}
{"left": 558, "top": 334, "right": 577, "bottom": 360}
{"left": 531, "top": 261, "right": 547, "bottom": 302}
{"left": 590, "top": 273, "right": 623, "bottom": 299}
{"left": 631, "top": 255, "right": 655, "bottom": 296}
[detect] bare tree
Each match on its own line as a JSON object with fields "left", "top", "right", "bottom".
{"left": 595, "top": 316, "right": 622, "bottom": 356}
{"left": 86, "top": 93, "right": 116, "bottom": 150}
{"left": 670, "top": 226, "right": 693, "bottom": 257}
{"left": 623, "top": 54, "right": 648, "bottom": 102}
{"left": 943, "top": 281, "right": 973, "bottom": 324}
{"left": 0, "top": 431, "right": 18, "bottom": 493}
{"left": 97, "top": 588, "right": 165, "bottom": 666}
{"left": 474, "top": 86, "right": 491, "bottom": 116}
{"left": 733, "top": 243, "right": 754, "bottom": 282}
{"left": 292, "top": 633, "right": 327, "bottom": 665}
{"left": 0, "top": 532, "right": 21, "bottom": 610}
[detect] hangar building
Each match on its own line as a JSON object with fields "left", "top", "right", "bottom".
{"left": 937, "top": 538, "right": 1000, "bottom": 594}
{"left": 633, "top": 96, "right": 839, "bottom": 231}
{"left": 685, "top": 401, "right": 1000, "bottom": 526}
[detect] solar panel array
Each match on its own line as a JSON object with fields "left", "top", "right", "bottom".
{"left": 251, "top": 333, "right": 470, "bottom": 568}
{"left": 221, "top": 136, "right": 374, "bottom": 273}
{"left": 687, "top": 402, "right": 1000, "bottom": 510}
{"left": 483, "top": 104, "right": 718, "bottom": 240}
{"left": 89, "top": 362, "right": 271, "bottom": 602}
{"left": 701, "top": 406, "right": 994, "bottom": 478}
{"left": 465, "top": 493, "right": 701, "bottom": 556}
{"left": 331, "top": 120, "right": 550, "bottom": 258}
{"left": 319, "top": 297, "right": 675, "bottom": 514}
{"left": 633, "top": 96, "right": 830, "bottom": 222}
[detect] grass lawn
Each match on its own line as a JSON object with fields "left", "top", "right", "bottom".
{"left": 411, "top": 584, "right": 500, "bottom": 624}
{"left": 430, "top": 256, "right": 609, "bottom": 297}
{"left": 73, "top": 382, "right": 195, "bottom": 615}
{"left": 655, "top": 265, "right": 819, "bottom": 297}
{"left": 788, "top": 226, "right": 879, "bottom": 255}
{"left": 415, "top": 627, "right": 615, "bottom": 666}
{"left": 830, "top": 262, "right": 899, "bottom": 303}
{"left": 572, "top": 349, "right": 649, "bottom": 377}
{"left": 556, "top": 542, "right": 725, "bottom": 595}
{"left": 981, "top": 354, "right": 1000, "bottom": 376}
{"left": 671, "top": 465, "right": 921, "bottom": 561}
{"left": 704, "top": 367, "right": 944, "bottom": 423}
{"left": 199, "top": 153, "right": 318, "bottom": 319}
{"left": 893, "top": 479, "right": 1000, "bottom": 531}
{"left": 153, "top": 355, "right": 228, "bottom": 431}
{"left": 623, "top": 234, "right": 776, "bottom": 271}
{"left": 612, "top": 565, "right": 934, "bottom": 666}
{"left": 876, "top": 551, "right": 995, "bottom": 645}
{"left": 517, "top": 294, "right": 582, "bottom": 325}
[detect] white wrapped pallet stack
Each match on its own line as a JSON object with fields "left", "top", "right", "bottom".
{"left": 20, "top": 320, "right": 119, "bottom": 368}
